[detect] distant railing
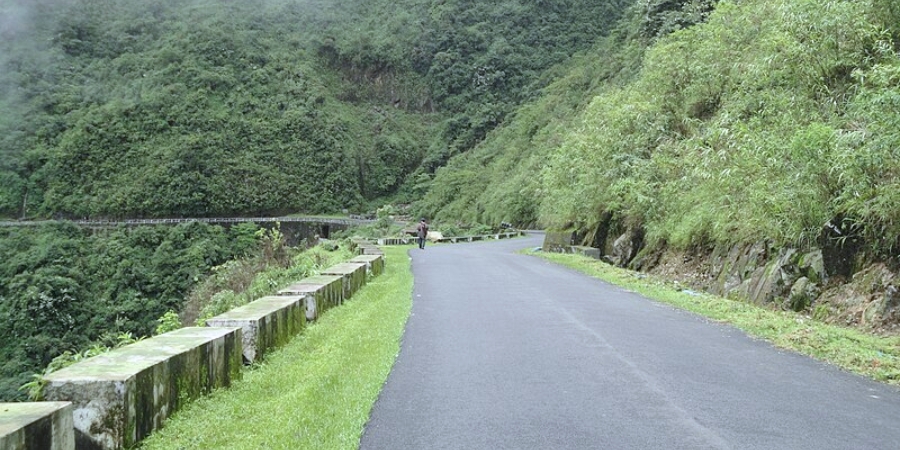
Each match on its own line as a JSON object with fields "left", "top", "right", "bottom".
{"left": 0, "top": 216, "right": 374, "bottom": 228}
{"left": 376, "top": 231, "right": 524, "bottom": 246}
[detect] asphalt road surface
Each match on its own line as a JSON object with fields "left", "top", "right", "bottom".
{"left": 360, "top": 233, "right": 900, "bottom": 449}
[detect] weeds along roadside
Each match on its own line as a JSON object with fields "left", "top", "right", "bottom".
{"left": 535, "top": 251, "right": 900, "bottom": 384}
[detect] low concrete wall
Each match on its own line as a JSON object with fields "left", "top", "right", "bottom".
{"left": 278, "top": 275, "right": 345, "bottom": 320}
{"left": 0, "top": 402, "right": 74, "bottom": 450}
{"left": 8, "top": 247, "right": 387, "bottom": 450}
{"left": 348, "top": 254, "right": 385, "bottom": 277}
{"left": 43, "top": 327, "right": 242, "bottom": 450}
{"left": 321, "top": 263, "right": 368, "bottom": 300}
{"left": 206, "top": 296, "right": 306, "bottom": 364}
{"left": 572, "top": 245, "right": 601, "bottom": 259}
{"left": 357, "top": 244, "right": 385, "bottom": 256}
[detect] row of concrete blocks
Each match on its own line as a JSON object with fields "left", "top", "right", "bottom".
{"left": 376, "top": 231, "right": 523, "bottom": 246}
{"left": 0, "top": 249, "right": 384, "bottom": 450}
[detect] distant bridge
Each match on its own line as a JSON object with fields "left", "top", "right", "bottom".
{"left": 0, "top": 216, "right": 371, "bottom": 228}
{"left": 0, "top": 216, "right": 374, "bottom": 245}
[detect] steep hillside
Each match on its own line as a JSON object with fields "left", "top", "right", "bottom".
{"left": 418, "top": 0, "right": 715, "bottom": 226}
{"left": 0, "top": 0, "right": 434, "bottom": 218}
{"left": 0, "top": 0, "right": 626, "bottom": 219}
{"left": 422, "top": 0, "right": 900, "bottom": 330}
{"left": 0, "top": 0, "right": 630, "bottom": 400}
{"left": 426, "top": 0, "right": 900, "bottom": 250}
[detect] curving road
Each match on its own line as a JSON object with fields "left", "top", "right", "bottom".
{"left": 360, "top": 233, "right": 900, "bottom": 449}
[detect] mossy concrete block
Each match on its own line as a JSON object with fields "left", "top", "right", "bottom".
{"left": 572, "top": 246, "right": 601, "bottom": 259}
{"left": 279, "top": 275, "right": 344, "bottom": 318}
{"left": 276, "top": 284, "right": 322, "bottom": 321}
{"left": 206, "top": 296, "right": 306, "bottom": 364}
{"left": 0, "top": 402, "right": 74, "bottom": 450}
{"left": 543, "top": 230, "right": 575, "bottom": 252}
{"left": 348, "top": 254, "right": 385, "bottom": 277}
{"left": 321, "top": 263, "right": 368, "bottom": 300}
{"left": 357, "top": 244, "right": 384, "bottom": 256}
{"left": 42, "top": 327, "right": 242, "bottom": 450}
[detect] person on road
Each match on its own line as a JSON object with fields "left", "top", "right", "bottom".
{"left": 416, "top": 218, "right": 429, "bottom": 250}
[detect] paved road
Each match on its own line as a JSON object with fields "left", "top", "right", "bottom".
{"left": 360, "top": 233, "right": 900, "bottom": 449}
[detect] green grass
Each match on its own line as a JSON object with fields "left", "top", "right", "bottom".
{"left": 536, "top": 251, "right": 900, "bottom": 384}
{"left": 140, "top": 246, "right": 414, "bottom": 450}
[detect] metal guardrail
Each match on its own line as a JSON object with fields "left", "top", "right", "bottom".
{"left": 0, "top": 217, "right": 374, "bottom": 228}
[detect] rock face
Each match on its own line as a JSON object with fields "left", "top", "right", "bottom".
{"left": 816, "top": 263, "right": 900, "bottom": 329}
{"left": 546, "top": 221, "right": 900, "bottom": 330}
{"left": 608, "top": 228, "right": 643, "bottom": 267}
{"left": 647, "top": 243, "right": 832, "bottom": 307}
{"left": 0, "top": 402, "right": 74, "bottom": 450}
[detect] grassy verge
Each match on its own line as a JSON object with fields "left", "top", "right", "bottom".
{"left": 141, "top": 246, "right": 414, "bottom": 450}
{"left": 535, "top": 251, "right": 900, "bottom": 384}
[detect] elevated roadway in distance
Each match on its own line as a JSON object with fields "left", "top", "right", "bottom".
{"left": 0, "top": 216, "right": 370, "bottom": 227}
{"left": 361, "top": 232, "right": 900, "bottom": 450}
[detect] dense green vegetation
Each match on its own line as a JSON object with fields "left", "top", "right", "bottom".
{"left": 0, "top": 220, "right": 354, "bottom": 402}
{"left": 0, "top": 221, "right": 260, "bottom": 400}
{"left": 141, "top": 246, "right": 413, "bottom": 450}
{"left": 422, "top": 0, "right": 900, "bottom": 256}
{"left": 4, "top": 0, "right": 898, "bottom": 405}
{"left": 0, "top": 0, "right": 625, "bottom": 401}
{"left": 0, "top": 0, "right": 624, "bottom": 218}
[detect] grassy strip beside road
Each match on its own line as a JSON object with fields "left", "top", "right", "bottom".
{"left": 536, "top": 252, "right": 900, "bottom": 384}
{"left": 141, "top": 246, "right": 414, "bottom": 450}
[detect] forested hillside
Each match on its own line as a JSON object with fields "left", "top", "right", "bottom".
{"left": 7, "top": 0, "right": 898, "bottom": 401}
{"left": 0, "top": 0, "right": 625, "bottom": 219}
{"left": 424, "top": 0, "right": 900, "bottom": 254}
{"left": 0, "top": 222, "right": 260, "bottom": 399}
{"left": 0, "top": 0, "right": 627, "bottom": 400}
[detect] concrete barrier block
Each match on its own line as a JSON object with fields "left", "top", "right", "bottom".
{"left": 205, "top": 296, "right": 305, "bottom": 364}
{"left": 357, "top": 244, "right": 384, "bottom": 256}
{"left": 348, "top": 254, "right": 385, "bottom": 277}
{"left": 572, "top": 245, "right": 602, "bottom": 259}
{"left": 279, "top": 275, "right": 344, "bottom": 317}
{"left": 321, "top": 263, "right": 368, "bottom": 300}
{"left": 375, "top": 238, "right": 411, "bottom": 246}
{"left": 43, "top": 327, "right": 242, "bottom": 450}
{"left": 0, "top": 402, "right": 74, "bottom": 450}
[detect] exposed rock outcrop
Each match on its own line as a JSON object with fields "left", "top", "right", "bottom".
{"left": 543, "top": 222, "right": 900, "bottom": 331}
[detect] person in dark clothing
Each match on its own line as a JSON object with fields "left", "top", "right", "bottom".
{"left": 416, "top": 218, "right": 429, "bottom": 249}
